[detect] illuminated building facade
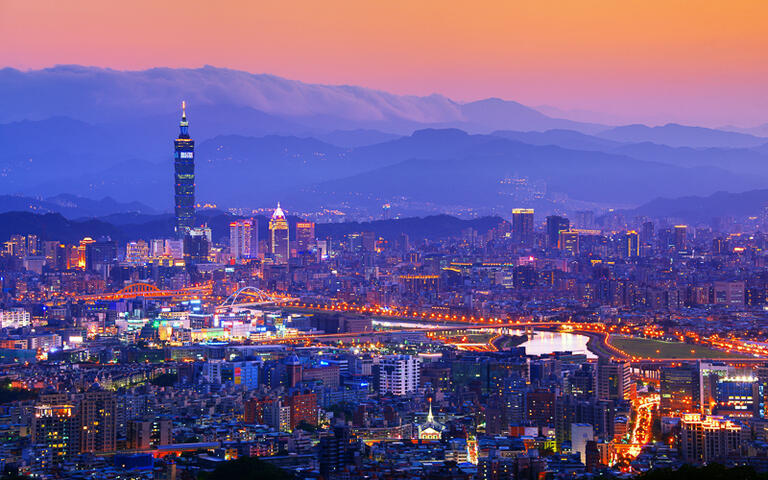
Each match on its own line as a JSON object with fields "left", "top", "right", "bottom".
{"left": 512, "top": 208, "right": 534, "bottom": 246}
{"left": 125, "top": 240, "right": 149, "bottom": 265}
{"left": 714, "top": 376, "right": 760, "bottom": 417}
{"left": 174, "top": 101, "right": 195, "bottom": 237}
{"left": 558, "top": 230, "right": 579, "bottom": 255}
{"left": 32, "top": 404, "right": 77, "bottom": 460}
{"left": 295, "top": 222, "right": 315, "bottom": 253}
{"left": 680, "top": 414, "right": 745, "bottom": 464}
{"left": 660, "top": 364, "right": 702, "bottom": 416}
{"left": 230, "top": 219, "right": 258, "bottom": 260}
{"left": 378, "top": 355, "right": 420, "bottom": 396}
{"left": 269, "top": 203, "right": 290, "bottom": 263}
{"left": 625, "top": 230, "right": 640, "bottom": 258}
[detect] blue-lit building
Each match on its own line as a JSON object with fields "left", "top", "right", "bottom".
{"left": 174, "top": 101, "right": 195, "bottom": 237}
{"left": 715, "top": 376, "right": 761, "bottom": 418}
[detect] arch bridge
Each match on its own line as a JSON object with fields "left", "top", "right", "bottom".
{"left": 74, "top": 282, "right": 212, "bottom": 301}
{"left": 217, "top": 286, "right": 293, "bottom": 309}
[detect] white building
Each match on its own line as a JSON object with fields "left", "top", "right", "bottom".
{"left": 378, "top": 355, "right": 420, "bottom": 396}
{"left": 0, "top": 309, "right": 31, "bottom": 329}
{"left": 571, "top": 423, "right": 594, "bottom": 462}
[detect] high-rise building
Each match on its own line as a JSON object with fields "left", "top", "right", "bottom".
{"left": 174, "top": 101, "right": 195, "bottom": 237}
{"left": 512, "top": 209, "right": 534, "bottom": 246}
{"left": 78, "top": 389, "right": 116, "bottom": 453}
{"left": 32, "top": 404, "right": 78, "bottom": 460}
{"left": 230, "top": 219, "right": 259, "bottom": 260}
{"left": 526, "top": 389, "right": 555, "bottom": 426}
{"left": 571, "top": 423, "right": 594, "bottom": 462}
{"left": 84, "top": 237, "right": 117, "bottom": 276}
{"left": 285, "top": 353, "right": 303, "bottom": 388}
{"left": 674, "top": 225, "right": 688, "bottom": 251}
{"left": 597, "top": 361, "right": 631, "bottom": 401}
{"left": 680, "top": 414, "right": 745, "bottom": 464}
{"left": 284, "top": 390, "right": 318, "bottom": 430}
{"left": 125, "top": 240, "right": 149, "bottom": 264}
{"left": 378, "top": 355, "right": 420, "bottom": 396}
{"left": 269, "top": 203, "right": 290, "bottom": 263}
{"left": 26, "top": 234, "right": 39, "bottom": 255}
{"left": 558, "top": 230, "right": 579, "bottom": 255}
{"left": 545, "top": 215, "right": 569, "bottom": 249}
{"left": 715, "top": 376, "right": 760, "bottom": 417}
{"left": 640, "top": 221, "right": 654, "bottom": 244}
{"left": 8, "top": 234, "right": 27, "bottom": 258}
{"left": 660, "top": 364, "right": 702, "bottom": 416}
{"left": 295, "top": 222, "right": 315, "bottom": 253}
{"left": 183, "top": 227, "right": 210, "bottom": 264}
{"left": 574, "top": 210, "right": 595, "bottom": 229}
{"left": 624, "top": 231, "right": 640, "bottom": 258}
{"left": 319, "top": 426, "right": 354, "bottom": 477}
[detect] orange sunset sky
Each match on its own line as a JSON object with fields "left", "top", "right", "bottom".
{"left": 1, "top": 0, "right": 767, "bottom": 126}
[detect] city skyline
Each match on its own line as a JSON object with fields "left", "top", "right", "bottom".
{"left": 2, "top": 2, "right": 768, "bottom": 479}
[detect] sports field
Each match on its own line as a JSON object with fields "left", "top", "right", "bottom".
{"left": 608, "top": 335, "right": 753, "bottom": 359}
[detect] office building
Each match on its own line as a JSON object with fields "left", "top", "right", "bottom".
{"left": 0, "top": 308, "right": 31, "bottom": 329}
{"left": 715, "top": 376, "right": 760, "bottom": 417}
{"left": 546, "top": 215, "right": 569, "bottom": 249}
{"left": 625, "top": 231, "right": 640, "bottom": 258}
{"left": 174, "top": 101, "right": 195, "bottom": 237}
{"left": 512, "top": 209, "right": 534, "bottom": 246}
{"left": 84, "top": 237, "right": 117, "bottom": 276}
{"left": 296, "top": 222, "right": 315, "bottom": 253}
{"left": 230, "top": 219, "right": 258, "bottom": 260}
{"left": 125, "top": 240, "right": 149, "bottom": 264}
{"left": 269, "top": 203, "right": 290, "bottom": 263}
{"left": 660, "top": 364, "right": 702, "bottom": 416}
{"left": 183, "top": 227, "right": 210, "bottom": 264}
{"left": 597, "top": 361, "right": 631, "bottom": 401}
{"left": 674, "top": 225, "right": 688, "bottom": 251}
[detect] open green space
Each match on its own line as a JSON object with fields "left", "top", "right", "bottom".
{"left": 609, "top": 335, "right": 753, "bottom": 359}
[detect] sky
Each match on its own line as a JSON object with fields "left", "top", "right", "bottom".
{"left": 1, "top": 0, "right": 767, "bottom": 127}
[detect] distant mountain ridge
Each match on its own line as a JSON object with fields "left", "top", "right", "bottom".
{"left": 0, "top": 65, "right": 600, "bottom": 134}
{"left": 596, "top": 123, "right": 767, "bottom": 148}
{"left": 0, "top": 194, "right": 156, "bottom": 217}
{"left": 629, "top": 189, "right": 768, "bottom": 223}
{"left": 2, "top": 65, "right": 768, "bottom": 216}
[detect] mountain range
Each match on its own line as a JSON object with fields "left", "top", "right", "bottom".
{"left": 1, "top": 65, "right": 768, "bottom": 223}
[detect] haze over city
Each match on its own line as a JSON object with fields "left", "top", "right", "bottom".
{"left": 1, "top": 2, "right": 768, "bottom": 480}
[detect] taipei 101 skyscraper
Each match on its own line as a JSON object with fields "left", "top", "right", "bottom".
{"left": 174, "top": 101, "right": 195, "bottom": 237}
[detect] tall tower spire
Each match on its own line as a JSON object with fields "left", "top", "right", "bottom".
{"left": 179, "top": 101, "right": 189, "bottom": 138}
{"left": 174, "top": 102, "right": 195, "bottom": 237}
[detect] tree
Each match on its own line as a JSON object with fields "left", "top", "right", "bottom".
{"left": 200, "top": 456, "right": 295, "bottom": 480}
